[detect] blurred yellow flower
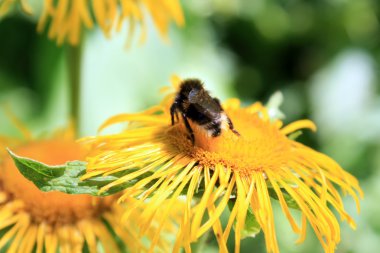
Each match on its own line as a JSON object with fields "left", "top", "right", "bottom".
{"left": 0, "top": 123, "right": 181, "bottom": 252}
{"left": 0, "top": 0, "right": 185, "bottom": 45}
{"left": 82, "top": 78, "right": 363, "bottom": 253}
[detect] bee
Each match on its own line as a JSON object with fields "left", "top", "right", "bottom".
{"left": 170, "top": 79, "right": 240, "bottom": 144}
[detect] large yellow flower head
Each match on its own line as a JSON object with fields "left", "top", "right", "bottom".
{"left": 0, "top": 0, "right": 184, "bottom": 45}
{"left": 82, "top": 77, "right": 363, "bottom": 253}
{"left": 0, "top": 122, "right": 182, "bottom": 252}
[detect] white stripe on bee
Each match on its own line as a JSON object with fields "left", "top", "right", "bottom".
{"left": 199, "top": 112, "right": 229, "bottom": 137}
{"left": 220, "top": 113, "right": 229, "bottom": 130}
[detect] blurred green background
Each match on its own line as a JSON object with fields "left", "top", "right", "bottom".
{"left": 1, "top": 0, "right": 379, "bottom": 252}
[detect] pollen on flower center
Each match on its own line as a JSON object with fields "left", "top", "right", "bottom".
{"left": 0, "top": 140, "right": 115, "bottom": 224}
{"left": 166, "top": 107, "right": 292, "bottom": 174}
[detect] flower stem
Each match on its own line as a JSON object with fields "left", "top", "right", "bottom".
{"left": 67, "top": 43, "right": 82, "bottom": 136}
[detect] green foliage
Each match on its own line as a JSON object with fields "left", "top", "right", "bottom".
{"left": 240, "top": 207, "right": 261, "bottom": 239}
{"left": 7, "top": 149, "right": 131, "bottom": 196}
{"left": 267, "top": 188, "right": 300, "bottom": 210}
{"left": 228, "top": 200, "right": 261, "bottom": 239}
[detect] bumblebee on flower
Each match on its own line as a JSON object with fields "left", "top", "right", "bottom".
{"left": 170, "top": 79, "right": 240, "bottom": 144}
{"left": 82, "top": 77, "right": 363, "bottom": 253}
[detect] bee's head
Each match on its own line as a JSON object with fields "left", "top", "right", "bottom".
{"left": 179, "top": 79, "right": 205, "bottom": 103}
{"left": 179, "top": 79, "right": 203, "bottom": 95}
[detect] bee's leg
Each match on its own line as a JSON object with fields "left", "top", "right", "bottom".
{"left": 227, "top": 116, "right": 240, "bottom": 136}
{"left": 181, "top": 113, "right": 195, "bottom": 144}
{"left": 170, "top": 103, "right": 177, "bottom": 125}
{"left": 214, "top": 97, "right": 240, "bottom": 136}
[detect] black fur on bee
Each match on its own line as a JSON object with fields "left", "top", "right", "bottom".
{"left": 170, "top": 78, "right": 240, "bottom": 144}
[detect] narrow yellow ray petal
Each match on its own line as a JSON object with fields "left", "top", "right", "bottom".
{"left": 296, "top": 214, "right": 307, "bottom": 244}
{"left": 139, "top": 161, "right": 195, "bottom": 233}
{"left": 48, "top": 0, "right": 68, "bottom": 39}
{"left": 77, "top": 221, "right": 97, "bottom": 253}
{"left": 35, "top": 223, "right": 47, "bottom": 253}
{"left": 245, "top": 102, "right": 264, "bottom": 114}
{"left": 6, "top": 217, "right": 29, "bottom": 253}
{"left": 148, "top": 172, "right": 194, "bottom": 252}
{"left": 197, "top": 176, "right": 235, "bottom": 238}
{"left": 58, "top": 226, "right": 71, "bottom": 253}
{"left": 18, "top": 225, "right": 38, "bottom": 253}
{"left": 267, "top": 171, "right": 301, "bottom": 234}
{"left": 223, "top": 197, "right": 238, "bottom": 241}
{"left": 191, "top": 167, "right": 219, "bottom": 240}
{"left": 0, "top": 214, "right": 28, "bottom": 249}
{"left": 255, "top": 173, "right": 279, "bottom": 253}
{"left": 163, "top": 0, "right": 185, "bottom": 26}
{"left": 93, "top": 222, "right": 120, "bottom": 253}
{"left": 45, "top": 229, "right": 58, "bottom": 253}
{"left": 0, "top": 212, "right": 19, "bottom": 229}
{"left": 78, "top": 0, "right": 93, "bottom": 28}
{"left": 124, "top": 16, "right": 135, "bottom": 48}
{"left": 202, "top": 166, "right": 229, "bottom": 253}
{"left": 98, "top": 154, "right": 172, "bottom": 193}
{"left": 173, "top": 167, "right": 202, "bottom": 252}
{"left": 98, "top": 114, "right": 166, "bottom": 132}
{"left": 92, "top": 0, "right": 107, "bottom": 34}
{"left": 234, "top": 173, "right": 248, "bottom": 253}
{"left": 276, "top": 175, "right": 331, "bottom": 251}
{"left": 281, "top": 119, "right": 317, "bottom": 135}
{"left": 69, "top": 226, "right": 84, "bottom": 253}
{"left": 208, "top": 204, "right": 229, "bottom": 253}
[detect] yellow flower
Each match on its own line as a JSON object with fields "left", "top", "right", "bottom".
{"left": 0, "top": 0, "right": 184, "bottom": 45}
{"left": 82, "top": 78, "right": 363, "bottom": 253}
{"left": 0, "top": 123, "right": 181, "bottom": 252}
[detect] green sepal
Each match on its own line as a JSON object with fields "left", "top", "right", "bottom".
{"left": 7, "top": 149, "right": 134, "bottom": 196}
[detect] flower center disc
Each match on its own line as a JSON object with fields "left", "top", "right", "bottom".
{"left": 0, "top": 140, "right": 114, "bottom": 224}
{"left": 168, "top": 108, "right": 292, "bottom": 174}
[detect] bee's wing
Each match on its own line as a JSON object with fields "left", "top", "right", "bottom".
{"left": 192, "top": 97, "right": 222, "bottom": 118}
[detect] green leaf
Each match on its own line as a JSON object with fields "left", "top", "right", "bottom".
{"left": 268, "top": 187, "right": 300, "bottom": 210}
{"left": 7, "top": 149, "right": 134, "bottom": 196}
{"left": 240, "top": 207, "right": 261, "bottom": 239}
{"left": 228, "top": 199, "right": 261, "bottom": 239}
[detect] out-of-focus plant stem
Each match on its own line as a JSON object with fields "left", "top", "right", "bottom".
{"left": 67, "top": 42, "right": 82, "bottom": 136}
